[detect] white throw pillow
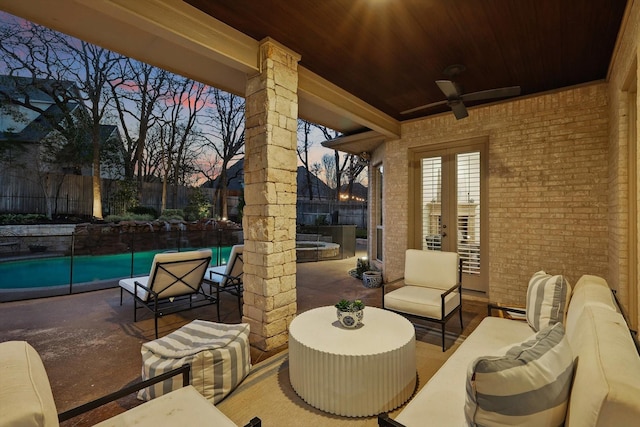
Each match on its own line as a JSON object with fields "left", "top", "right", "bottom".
{"left": 465, "top": 323, "right": 574, "bottom": 427}
{"left": 526, "top": 271, "right": 571, "bottom": 331}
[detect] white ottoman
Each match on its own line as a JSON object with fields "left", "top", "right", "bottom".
{"left": 138, "top": 320, "right": 251, "bottom": 404}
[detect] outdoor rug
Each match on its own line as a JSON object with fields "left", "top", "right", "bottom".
{"left": 215, "top": 312, "right": 484, "bottom": 427}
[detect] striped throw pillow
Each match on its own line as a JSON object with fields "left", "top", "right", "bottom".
{"left": 464, "top": 323, "right": 574, "bottom": 427}
{"left": 526, "top": 271, "right": 571, "bottom": 331}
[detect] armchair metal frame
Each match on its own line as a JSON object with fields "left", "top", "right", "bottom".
{"left": 382, "top": 253, "right": 463, "bottom": 351}
{"left": 377, "top": 413, "right": 407, "bottom": 427}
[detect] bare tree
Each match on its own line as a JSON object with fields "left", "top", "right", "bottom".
{"left": 108, "top": 59, "right": 171, "bottom": 202}
{"left": 0, "top": 17, "right": 119, "bottom": 219}
{"left": 322, "top": 153, "right": 337, "bottom": 198}
{"left": 314, "top": 124, "right": 365, "bottom": 201}
{"left": 316, "top": 125, "right": 343, "bottom": 201}
{"left": 310, "top": 161, "right": 324, "bottom": 199}
{"left": 155, "top": 76, "right": 210, "bottom": 211}
{"left": 201, "top": 88, "right": 245, "bottom": 219}
{"left": 297, "top": 119, "right": 315, "bottom": 199}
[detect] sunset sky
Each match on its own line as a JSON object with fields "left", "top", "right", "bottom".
{"left": 0, "top": 11, "right": 341, "bottom": 185}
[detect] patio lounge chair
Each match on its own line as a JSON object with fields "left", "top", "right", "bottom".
{"left": 119, "top": 249, "right": 214, "bottom": 338}
{"left": 382, "top": 249, "right": 463, "bottom": 351}
{"left": 204, "top": 244, "right": 244, "bottom": 321}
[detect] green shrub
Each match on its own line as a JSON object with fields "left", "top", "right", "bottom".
{"left": 127, "top": 206, "right": 158, "bottom": 218}
{"left": 314, "top": 215, "right": 329, "bottom": 226}
{"left": 104, "top": 213, "right": 154, "bottom": 223}
{"left": 158, "top": 209, "right": 184, "bottom": 221}
{"left": 184, "top": 188, "right": 211, "bottom": 221}
{"left": 0, "top": 213, "right": 48, "bottom": 224}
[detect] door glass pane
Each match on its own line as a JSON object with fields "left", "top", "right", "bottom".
{"left": 422, "top": 157, "right": 442, "bottom": 251}
{"left": 457, "top": 152, "right": 480, "bottom": 275}
{"left": 375, "top": 165, "right": 383, "bottom": 261}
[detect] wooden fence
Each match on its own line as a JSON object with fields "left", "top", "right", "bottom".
{"left": 0, "top": 173, "right": 216, "bottom": 217}
{"left": 0, "top": 174, "right": 368, "bottom": 227}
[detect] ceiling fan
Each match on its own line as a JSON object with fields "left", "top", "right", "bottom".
{"left": 401, "top": 64, "right": 521, "bottom": 120}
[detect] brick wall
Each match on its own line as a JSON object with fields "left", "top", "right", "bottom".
{"left": 383, "top": 83, "right": 609, "bottom": 305}
{"left": 606, "top": 0, "right": 640, "bottom": 328}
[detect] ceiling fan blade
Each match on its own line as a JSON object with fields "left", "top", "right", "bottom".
{"left": 436, "top": 80, "right": 461, "bottom": 98}
{"left": 448, "top": 101, "right": 469, "bottom": 120}
{"left": 449, "top": 101, "right": 469, "bottom": 120}
{"left": 461, "top": 86, "right": 521, "bottom": 102}
{"left": 400, "top": 99, "right": 448, "bottom": 115}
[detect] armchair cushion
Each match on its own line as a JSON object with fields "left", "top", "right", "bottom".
{"left": 383, "top": 286, "right": 460, "bottom": 320}
{"left": 526, "top": 271, "right": 571, "bottom": 331}
{"left": 404, "top": 249, "right": 459, "bottom": 291}
{"left": 465, "top": 322, "right": 573, "bottom": 427}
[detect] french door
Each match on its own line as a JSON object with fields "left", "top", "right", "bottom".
{"left": 411, "top": 141, "right": 487, "bottom": 293}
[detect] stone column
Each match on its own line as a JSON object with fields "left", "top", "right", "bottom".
{"left": 242, "top": 38, "right": 300, "bottom": 352}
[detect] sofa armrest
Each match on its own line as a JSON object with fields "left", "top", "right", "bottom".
{"left": 58, "top": 364, "right": 191, "bottom": 422}
{"left": 487, "top": 303, "right": 526, "bottom": 319}
{"left": 378, "top": 413, "right": 407, "bottom": 427}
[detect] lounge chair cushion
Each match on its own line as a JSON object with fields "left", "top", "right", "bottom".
{"left": 0, "top": 341, "right": 59, "bottom": 427}
{"left": 206, "top": 244, "right": 244, "bottom": 287}
{"left": 526, "top": 271, "right": 571, "bottom": 331}
{"left": 119, "top": 249, "right": 212, "bottom": 302}
{"left": 139, "top": 320, "right": 251, "bottom": 404}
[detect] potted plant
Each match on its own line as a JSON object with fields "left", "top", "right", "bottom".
{"left": 334, "top": 299, "right": 365, "bottom": 328}
{"left": 349, "top": 257, "right": 371, "bottom": 280}
{"left": 362, "top": 270, "right": 383, "bottom": 288}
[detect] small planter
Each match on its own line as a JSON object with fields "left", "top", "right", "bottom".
{"left": 362, "top": 271, "right": 382, "bottom": 288}
{"left": 336, "top": 309, "right": 364, "bottom": 328}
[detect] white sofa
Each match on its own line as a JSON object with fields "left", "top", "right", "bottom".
{"left": 379, "top": 274, "right": 640, "bottom": 427}
{"left": 0, "top": 340, "right": 260, "bottom": 427}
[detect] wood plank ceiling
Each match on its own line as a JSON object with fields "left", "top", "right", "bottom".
{"left": 185, "top": 0, "right": 627, "bottom": 127}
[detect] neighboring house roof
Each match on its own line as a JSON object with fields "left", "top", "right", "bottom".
{"left": 0, "top": 75, "right": 124, "bottom": 178}
{"left": 202, "top": 158, "right": 245, "bottom": 191}
{"left": 0, "top": 75, "right": 77, "bottom": 103}
{"left": 297, "top": 165, "right": 333, "bottom": 199}
{"left": 202, "top": 158, "right": 339, "bottom": 200}
{"left": 0, "top": 75, "right": 82, "bottom": 143}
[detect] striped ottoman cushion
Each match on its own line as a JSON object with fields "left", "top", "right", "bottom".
{"left": 138, "top": 320, "right": 251, "bottom": 404}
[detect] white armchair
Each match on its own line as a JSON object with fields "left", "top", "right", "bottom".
{"left": 382, "top": 249, "right": 463, "bottom": 351}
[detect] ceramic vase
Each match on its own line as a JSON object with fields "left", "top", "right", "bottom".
{"left": 337, "top": 309, "right": 364, "bottom": 328}
{"left": 362, "top": 271, "right": 382, "bottom": 288}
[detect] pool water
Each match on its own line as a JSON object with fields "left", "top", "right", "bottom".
{"left": 0, "top": 247, "right": 232, "bottom": 289}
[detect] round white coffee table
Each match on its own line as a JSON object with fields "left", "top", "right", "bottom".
{"left": 288, "top": 306, "right": 416, "bottom": 417}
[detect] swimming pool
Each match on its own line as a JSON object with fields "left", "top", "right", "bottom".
{"left": 0, "top": 247, "right": 232, "bottom": 290}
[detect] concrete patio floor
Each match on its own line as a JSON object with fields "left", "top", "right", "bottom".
{"left": 0, "top": 244, "right": 487, "bottom": 425}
